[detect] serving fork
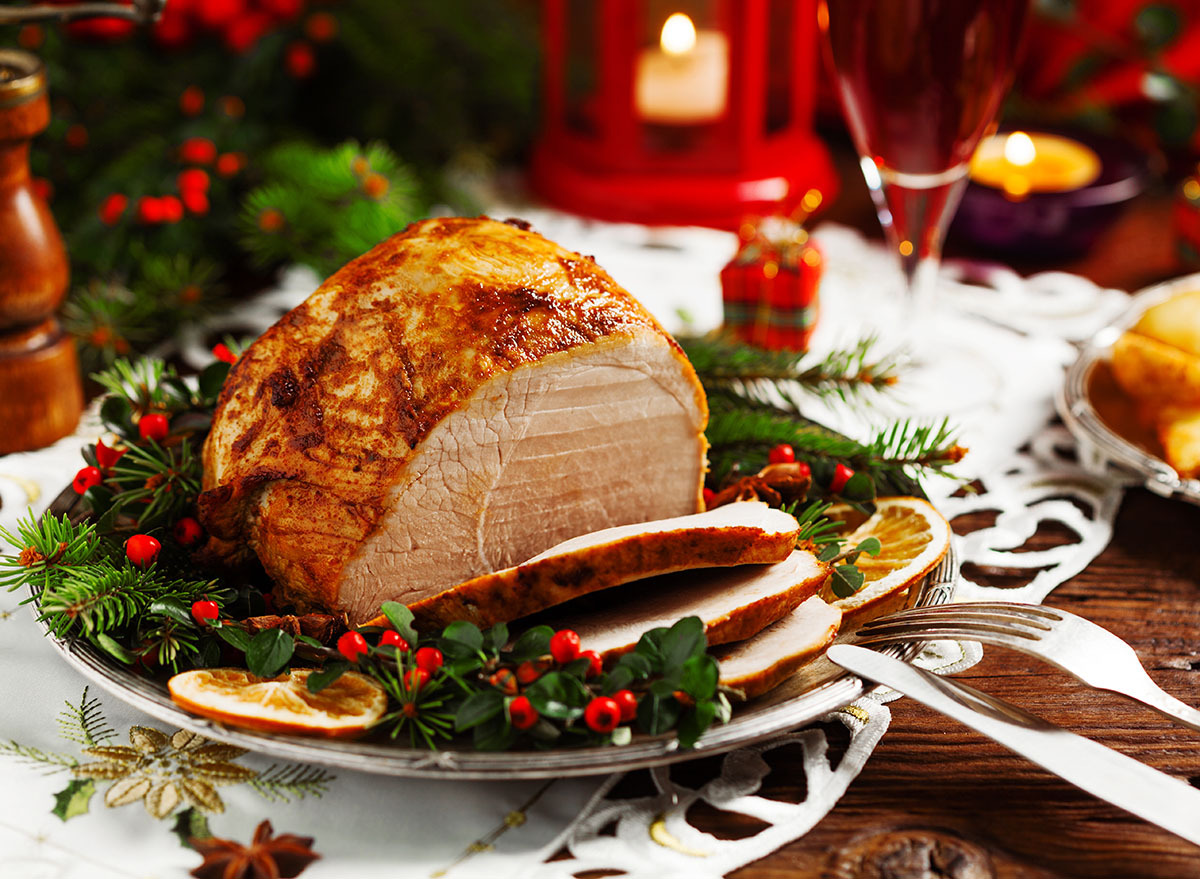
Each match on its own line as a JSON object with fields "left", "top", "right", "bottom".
{"left": 849, "top": 601, "right": 1200, "bottom": 733}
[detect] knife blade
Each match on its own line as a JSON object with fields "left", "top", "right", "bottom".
{"left": 827, "top": 643, "right": 1200, "bottom": 847}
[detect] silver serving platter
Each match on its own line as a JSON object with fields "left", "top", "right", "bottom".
{"left": 1057, "top": 272, "right": 1200, "bottom": 507}
{"left": 39, "top": 546, "right": 957, "bottom": 780}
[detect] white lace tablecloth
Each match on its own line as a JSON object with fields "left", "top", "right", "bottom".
{"left": 0, "top": 216, "right": 1132, "bottom": 878}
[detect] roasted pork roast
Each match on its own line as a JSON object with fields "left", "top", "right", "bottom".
{"left": 200, "top": 217, "right": 709, "bottom": 623}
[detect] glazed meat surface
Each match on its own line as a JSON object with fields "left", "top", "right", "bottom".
{"left": 200, "top": 217, "right": 709, "bottom": 622}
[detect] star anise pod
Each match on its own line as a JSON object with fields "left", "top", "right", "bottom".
{"left": 709, "top": 462, "right": 812, "bottom": 509}
{"left": 190, "top": 820, "right": 320, "bottom": 879}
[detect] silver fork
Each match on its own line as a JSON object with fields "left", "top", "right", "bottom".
{"left": 850, "top": 601, "right": 1200, "bottom": 733}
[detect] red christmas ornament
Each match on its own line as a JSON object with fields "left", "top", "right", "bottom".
{"left": 336, "top": 631, "right": 369, "bottom": 663}
{"left": 173, "top": 517, "right": 204, "bottom": 547}
{"left": 98, "top": 193, "right": 128, "bottom": 225}
{"left": 720, "top": 213, "right": 823, "bottom": 352}
{"left": 178, "top": 168, "right": 210, "bottom": 193}
{"left": 125, "top": 534, "right": 161, "bottom": 568}
{"left": 72, "top": 466, "right": 102, "bottom": 494}
{"left": 284, "top": 41, "right": 316, "bottom": 78}
{"left": 179, "top": 137, "right": 217, "bottom": 165}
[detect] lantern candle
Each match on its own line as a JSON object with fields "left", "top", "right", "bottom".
{"left": 969, "top": 131, "right": 1102, "bottom": 199}
{"left": 635, "top": 13, "right": 729, "bottom": 125}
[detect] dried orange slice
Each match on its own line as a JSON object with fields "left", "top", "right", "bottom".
{"left": 168, "top": 668, "right": 387, "bottom": 738}
{"left": 820, "top": 496, "right": 952, "bottom": 625}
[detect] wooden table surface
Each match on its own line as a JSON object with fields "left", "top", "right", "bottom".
{"left": 718, "top": 160, "right": 1198, "bottom": 876}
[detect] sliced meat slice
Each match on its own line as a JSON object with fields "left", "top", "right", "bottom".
{"left": 714, "top": 596, "right": 842, "bottom": 699}
{"left": 407, "top": 502, "right": 801, "bottom": 631}
{"left": 557, "top": 550, "right": 830, "bottom": 661}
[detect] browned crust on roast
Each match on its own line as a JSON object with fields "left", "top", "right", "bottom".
{"left": 198, "top": 217, "right": 708, "bottom": 612}
{"left": 407, "top": 523, "right": 801, "bottom": 631}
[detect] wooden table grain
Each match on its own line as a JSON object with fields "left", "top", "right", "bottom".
{"left": 693, "top": 172, "right": 1199, "bottom": 876}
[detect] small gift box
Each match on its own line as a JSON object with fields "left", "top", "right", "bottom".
{"left": 720, "top": 216, "right": 822, "bottom": 352}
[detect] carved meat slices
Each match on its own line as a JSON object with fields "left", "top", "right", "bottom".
{"left": 407, "top": 502, "right": 801, "bottom": 630}
{"left": 714, "top": 596, "right": 843, "bottom": 699}
{"left": 199, "top": 217, "right": 708, "bottom": 623}
{"left": 557, "top": 550, "right": 830, "bottom": 661}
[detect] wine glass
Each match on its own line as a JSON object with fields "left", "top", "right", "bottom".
{"left": 819, "top": 0, "right": 1029, "bottom": 319}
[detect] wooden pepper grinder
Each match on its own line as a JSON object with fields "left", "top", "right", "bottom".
{"left": 0, "top": 48, "right": 82, "bottom": 455}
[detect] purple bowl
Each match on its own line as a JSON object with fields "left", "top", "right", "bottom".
{"left": 950, "top": 129, "right": 1147, "bottom": 260}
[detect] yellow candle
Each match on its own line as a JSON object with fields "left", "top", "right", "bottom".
{"left": 969, "top": 131, "right": 1102, "bottom": 199}
{"left": 635, "top": 13, "right": 729, "bottom": 125}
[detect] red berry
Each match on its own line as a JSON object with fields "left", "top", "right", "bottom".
{"left": 138, "top": 413, "right": 169, "bottom": 442}
{"left": 337, "top": 631, "right": 369, "bottom": 663}
{"left": 379, "top": 630, "right": 410, "bottom": 652}
{"left": 178, "top": 168, "right": 210, "bottom": 194}
{"left": 260, "top": 0, "right": 302, "bottom": 21}
{"left": 415, "top": 646, "right": 443, "bottom": 674}
{"left": 488, "top": 668, "right": 519, "bottom": 695}
{"left": 173, "top": 517, "right": 203, "bottom": 547}
{"left": 153, "top": 9, "right": 192, "bottom": 47}
{"left": 284, "top": 41, "right": 316, "bottom": 78}
{"left": 216, "top": 152, "right": 244, "bottom": 177}
{"left": 181, "top": 190, "right": 210, "bottom": 216}
{"left": 516, "top": 659, "right": 547, "bottom": 685}
{"left": 160, "top": 195, "right": 184, "bottom": 224}
{"left": 579, "top": 649, "right": 602, "bottom": 677}
{"left": 223, "top": 12, "right": 272, "bottom": 53}
{"left": 191, "top": 599, "right": 219, "bottom": 624}
{"left": 95, "top": 438, "right": 125, "bottom": 470}
{"left": 194, "top": 0, "right": 243, "bottom": 30}
{"left": 180, "top": 86, "right": 205, "bottom": 116}
{"left": 212, "top": 343, "right": 237, "bottom": 364}
{"left": 135, "top": 196, "right": 164, "bottom": 225}
{"left": 550, "top": 629, "right": 581, "bottom": 665}
{"left": 125, "top": 534, "right": 161, "bottom": 568}
{"left": 404, "top": 667, "right": 430, "bottom": 691}
{"left": 72, "top": 466, "right": 102, "bottom": 494}
{"left": 305, "top": 11, "right": 338, "bottom": 42}
{"left": 584, "top": 696, "right": 622, "bottom": 733}
{"left": 31, "top": 177, "right": 52, "bottom": 202}
{"left": 795, "top": 461, "right": 812, "bottom": 480}
{"left": 613, "top": 689, "right": 638, "bottom": 723}
{"left": 702, "top": 487, "right": 715, "bottom": 508}
{"left": 98, "top": 193, "right": 128, "bottom": 225}
{"left": 768, "top": 443, "right": 795, "bottom": 465}
{"left": 179, "top": 137, "right": 217, "bottom": 165}
{"left": 509, "top": 694, "right": 539, "bottom": 730}
{"left": 830, "top": 463, "right": 855, "bottom": 494}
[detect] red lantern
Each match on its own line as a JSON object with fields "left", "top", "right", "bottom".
{"left": 531, "top": 0, "right": 838, "bottom": 229}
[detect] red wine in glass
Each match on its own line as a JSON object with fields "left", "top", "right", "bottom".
{"left": 820, "top": 0, "right": 1028, "bottom": 313}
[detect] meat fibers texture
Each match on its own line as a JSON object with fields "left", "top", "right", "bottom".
{"left": 199, "top": 217, "right": 709, "bottom": 623}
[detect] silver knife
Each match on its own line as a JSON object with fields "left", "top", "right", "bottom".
{"left": 827, "top": 644, "right": 1200, "bottom": 847}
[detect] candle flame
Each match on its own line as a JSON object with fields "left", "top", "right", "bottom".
{"left": 661, "top": 13, "right": 697, "bottom": 56}
{"left": 1004, "top": 131, "right": 1036, "bottom": 167}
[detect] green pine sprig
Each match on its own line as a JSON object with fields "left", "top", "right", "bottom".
{"left": 0, "top": 514, "right": 104, "bottom": 594}
{"left": 57, "top": 688, "right": 116, "bottom": 749}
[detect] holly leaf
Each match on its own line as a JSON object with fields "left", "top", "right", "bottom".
{"left": 1136, "top": 3, "right": 1181, "bottom": 49}
{"left": 306, "top": 661, "right": 350, "bottom": 693}
{"left": 637, "top": 691, "right": 682, "bottom": 735}
{"left": 661, "top": 616, "right": 706, "bottom": 673}
{"left": 51, "top": 778, "right": 94, "bottom": 822}
{"left": 830, "top": 564, "right": 865, "bottom": 599}
{"left": 855, "top": 536, "right": 882, "bottom": 557}
{"left": 508, "top": 625, "right": 553, "bottom": 662}
{"left": 95, "top": 633, "right": 137, "bottom": 665}
{"left": 441, "top": 620, "right": 483, "bottom": 653}
{"left": 214, "top": 625, "right": 252, "bottom": 653}
{"left": 525, "top": 671, "right": 588, "bottom": 720}
{"left": 486, "top": 622, "right": 509, "bottom": 653}
{"left": 170, "top": 806, "right": 210, "bottom": 848}
{"left": 841, "top": 471, "right": 875, "bottom": 502}
{"left": 197, "top": 361, "right": 231, "bottom": 402}
{"left": 245, "top": 628, "right": 294, "bottom": 677}
{"left": 454, "top": 689, "right": 505, "bottom": 732}
{"left": 677, "top": 699, "right": 718, "bottom": 749}
{"left": 379, "top": 601, "right": 418, "bottom": 651}
{"left": 148, "top": 597, "right": 193, "bottom": 626}
{"left": 679, "top": 654, "right": 719, "bottom": 700}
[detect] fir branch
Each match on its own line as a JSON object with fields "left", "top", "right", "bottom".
{"left": 37, "top": 561, "right": 155, "bottom": 637}
{"left": 0, "top": 513, "right": 105, "bottom": 594}
{"left": 249, "top": 763, "right": 336, "bottom": 803}
{"left": 681, "top": 334, "right": 900, "bottom": 404}
{"left": 57, "top": 688, "right": 115, "bottom": 749}
{"left": 789, "top": 500, "right": 848, "bottom": 554}
{"left": 104, "top": 438, "right": 204, "bottom": 531}
{"left": 0, "top": 740, "right": 78, "bottom": 774}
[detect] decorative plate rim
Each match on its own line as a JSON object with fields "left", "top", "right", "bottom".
{"left": 1056, "top": 271, "right": 1200, "bottom": 507}
{"left": 37, "top": 545, "right": 959, "bottom": 780}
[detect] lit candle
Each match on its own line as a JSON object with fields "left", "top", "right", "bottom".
{"left": 634, "top": 12, "right": 729, "bottom": 125}
{"left": 969, "top": 131, "right": 1103, "bottom": 199}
